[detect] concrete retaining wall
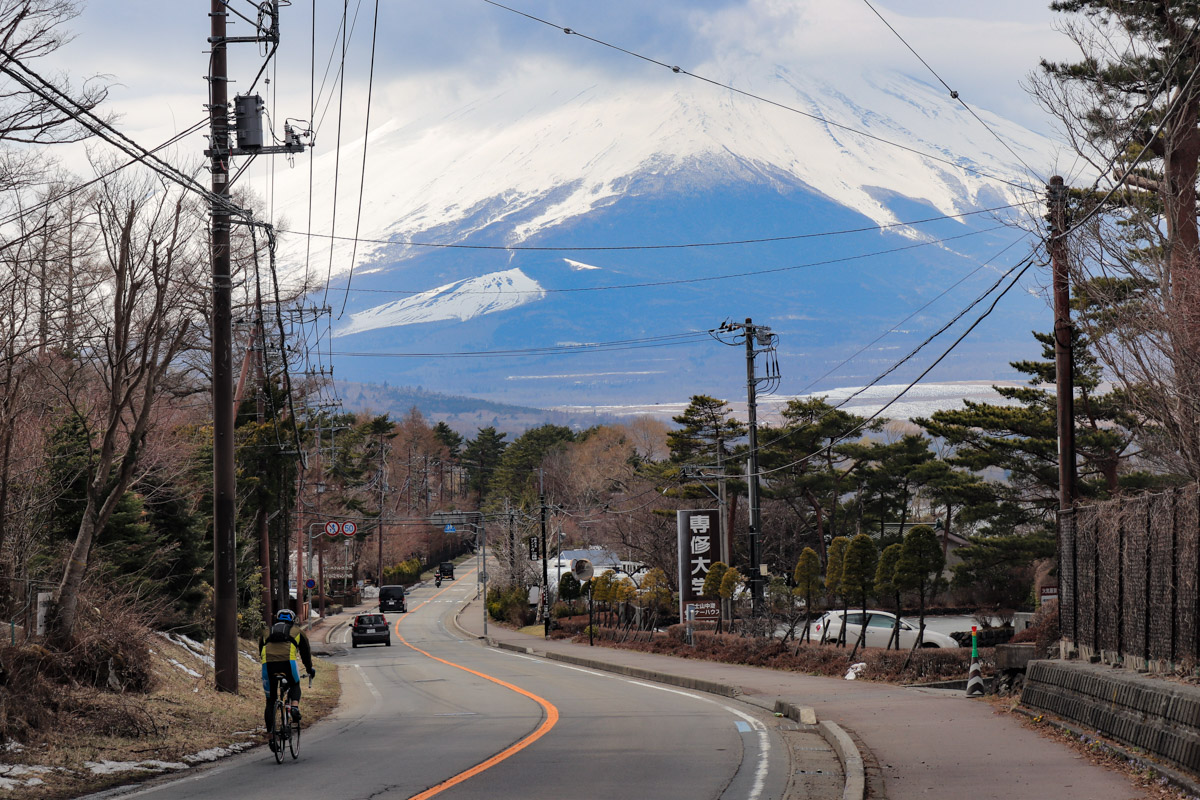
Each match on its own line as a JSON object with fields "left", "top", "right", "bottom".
{"left": 1021, "top": 659, "right": 1200, "bottom": 774}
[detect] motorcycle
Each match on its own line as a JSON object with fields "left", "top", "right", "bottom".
{"left": 434, "top": 573, "right": 442, "bottom": 588}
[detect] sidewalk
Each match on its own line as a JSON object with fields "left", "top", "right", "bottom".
{"left": 454, "top": 597, "right": 1142, "bottom": 800}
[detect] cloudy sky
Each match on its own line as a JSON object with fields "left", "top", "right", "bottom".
{"left": 45, "top": 0, "right": 1075, "bottom": 183}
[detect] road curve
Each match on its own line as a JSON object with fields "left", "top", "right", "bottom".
{"left": 99, "top": 572, "right": 789, "bottom": 800}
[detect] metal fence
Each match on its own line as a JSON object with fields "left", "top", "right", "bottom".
{"left": 1060, "top": 484, "right": 1200, "bottom": 666}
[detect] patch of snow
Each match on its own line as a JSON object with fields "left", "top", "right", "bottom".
{"left": 0, "top": 765, "right": 55, "bottom": 788}
{"left": 335, "top": 268, "right": 544, "bottom": 336}
{"left": 564, "top": 258, "right": 601, "bottom": 271}
{"left": 239, "top": 650, "right": 258, "bottom": 662}
{"left": 168, "top": 659, "right": 202, "bottom": 678}
{"left": 184, "top": 741, "right": 255, "bottom": 764}
{"left": 84, "top": 760, "right": 188, "bottom": 775}
{"left": 1, "top": 743, "right": 24, "bottom": 753}
{"left": 157, "top": 632, "right": 215, "bottom": 668}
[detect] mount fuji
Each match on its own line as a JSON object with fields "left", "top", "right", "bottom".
{"left": 270, "top": 60, "right": 1056, "bottom": 410}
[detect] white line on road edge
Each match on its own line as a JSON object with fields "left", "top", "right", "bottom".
{"left": 499, "top": 650, "right": 609, "bottom": 679}
{"left": 492, "top": 649, "right": 770, "bottom": 800}
{"left": 354, "top": 664, "right": 383, "bottom": 702}
{"left": 627, "top": 680, "right": 770, "bottom": 800}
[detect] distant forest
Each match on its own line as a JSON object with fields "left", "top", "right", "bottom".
{"left": 338, "top": 381, "right": 619, "bottom": 435}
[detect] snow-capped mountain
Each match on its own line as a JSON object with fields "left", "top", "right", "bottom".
{"left": 271, "top": 60, "right": 1056, "bottom": 408}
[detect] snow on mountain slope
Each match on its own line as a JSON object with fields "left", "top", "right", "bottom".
{"left": 335, "top": 268, "right": 544, "bottom": 336}
{"left": 274, "top": 63, "right": 1052, "bottom": 284}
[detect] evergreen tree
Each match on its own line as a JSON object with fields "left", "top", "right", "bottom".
{"left": 793, "top": 547, "right": 822, "bottom": 642}
{"left": 874, "top": 543, "right": 903, "bottom": 650}
{"left": 895, "top": 525, "right": 944, "bottom": 655}
{"left": 462, "top": 427, "right": 508, "bottom": 505}
{"left": 824, "top": 536, "right": 850, "bottom": 645}
{"left": 918, "top": 330, "right": 1155, "bottom": 531}
{"left": 491, "top": 424, "right": 575, "bottom": 504}
{"left": 842, "top": 533, "right": 879, "bottom": 658}
{"left": 432, "top": 421, "right": 463, "bottom": 458}
{"left": 759, "top": 397, "right": 879, "bottom": 564}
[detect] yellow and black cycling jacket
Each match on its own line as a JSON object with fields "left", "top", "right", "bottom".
{"left": 259, "top": 621, "right": 314, "bottom": 671}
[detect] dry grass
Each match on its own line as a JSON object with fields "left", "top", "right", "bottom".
{"left": 0, "top": 634, "right": 340, "bottom": 799}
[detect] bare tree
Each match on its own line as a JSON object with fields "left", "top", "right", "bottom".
{"left": 46, "top": 173, "right": 205, "bottom": 640}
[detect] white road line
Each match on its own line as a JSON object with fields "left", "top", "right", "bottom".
{"left": 627, "top": 680, "right": 770, "bottom": 800}
{"left": 492, "top": 647, "right": 771, "bottom": 800}
{"left": 498, "top": 650, "right": 611, "bottom": 679}
{"left": 354, "top": 664, "right": 382, "bottom": 702}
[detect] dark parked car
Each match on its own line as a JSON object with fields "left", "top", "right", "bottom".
{"left": 439, "top": 561, "right": 455, "bottom": 580}
{"left": 350, "top": 613, "right": 391, "bottom": 648}
{"left": 379, "top": 585, "right": 407, "bottom": 613}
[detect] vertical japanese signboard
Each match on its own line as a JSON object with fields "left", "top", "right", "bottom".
{"left": 677, "top": 509, "right": 720, "bottom": 621}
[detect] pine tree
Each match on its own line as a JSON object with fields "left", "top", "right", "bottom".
{"left": 842, "top": 533, "right": 879, "bottom": 658}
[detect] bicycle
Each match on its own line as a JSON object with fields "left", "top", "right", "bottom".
{"left": 269, "top": 672, "right": 312, "bottom": 763}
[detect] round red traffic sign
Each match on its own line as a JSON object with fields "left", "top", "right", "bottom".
{"left": 342, "top": 521, "right": 357, "bottom": 536}
{"left": 324, "top": 521, "right": 341, "bottom": 536}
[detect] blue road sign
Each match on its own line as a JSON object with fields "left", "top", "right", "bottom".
{"left": 444, "top": 524, "right": 456, "bottom": 533}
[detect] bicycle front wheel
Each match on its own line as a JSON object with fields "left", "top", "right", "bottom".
{"left": 273, "top": 702, "right": 287, "bottom": 764}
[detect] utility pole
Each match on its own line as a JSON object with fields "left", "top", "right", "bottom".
{"left": 378, "top": 431, "right": 386, "bottom": 588}
{"left": 717, "top": 318, "right": 780, "bottom": 614}
{"left": 539, "top": 472, "right": 549, "bottom": 629}
{"left": 208, "top": 0, "right": 238, "bottom": 694}
{"left": 206, "top": 1, "right": 304, "bottom": 692}
{"left": 1049, "top": 175, "right": 1076, "bottom": 511}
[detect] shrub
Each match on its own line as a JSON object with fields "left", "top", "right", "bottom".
{"left": 487, "top": 585, "right": 535, "bottom": 626}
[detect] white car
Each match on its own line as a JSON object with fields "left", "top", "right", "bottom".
{"left": 813, "top": 610, "right": 959, "bottom": 649}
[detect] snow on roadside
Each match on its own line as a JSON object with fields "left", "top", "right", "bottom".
{"left": 0, "top": 765, "right": 56, "bottom": 791}
{"left": 184, "top": 743, "right": 253, "bottom": 763}
{"left": 83, "top": 759, "right": 189, "bottom": 775}
{"left": 157, "top": 632, "right": 216, "bottom": 668}
{"left": 167, "top": 659, "right": 202, "bottom": 678}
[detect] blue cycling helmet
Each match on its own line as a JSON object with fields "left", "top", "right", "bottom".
{"left": 275, "top": 609, "right": 296, "bottom": 623}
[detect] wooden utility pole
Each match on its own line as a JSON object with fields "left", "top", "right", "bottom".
{"left": 208, "top": 0, "right": 238, "bottom": 694}
{"left": 206, "top": 2, "right": 303, "bottom": 690}
{"left": 1049, "top": 176, "right": 1076, "bottom": 510}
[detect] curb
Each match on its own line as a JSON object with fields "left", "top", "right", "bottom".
{"left": 818, "top": 720, "right": 866, "bottom": 800}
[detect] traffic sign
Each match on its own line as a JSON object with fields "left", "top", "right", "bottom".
{"left": 324, "top": 521, "right": 341, "bottom": 536}
{"left": 342, "top": 520, "right": 357, "bottom": 536}
{"left": 305, "top": 579, "right": 316, "bottom": 589}
{"left": 444, "top": 524, "right": 456, "bottom": 533}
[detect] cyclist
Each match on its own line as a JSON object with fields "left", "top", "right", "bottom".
{"left": 260, "top": 608, "right": 315, "bottom": 747}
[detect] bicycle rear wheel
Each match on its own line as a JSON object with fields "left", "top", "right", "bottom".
{"left": 273, "top": 701, "right": 287, "bottom": 763}
{"left": 288, "top": 714, "right": 300, "bottom": 759}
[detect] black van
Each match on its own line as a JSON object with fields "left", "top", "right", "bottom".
{"left": 379, "top": 585, "right": 407, "bottom": 612}
{"left": 439, "top": 561, "right": 455, "bottom": 580}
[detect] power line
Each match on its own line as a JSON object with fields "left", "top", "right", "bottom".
{"left": 323, "top": 225, "right": 1008, "bottom": 298}
{"left": 321, "top": 0, "right": 351, "bottom": 307}
{"left": 789, "top": 232, "right": 1033, "bottom": 398}
{"left": 0, "top": 118, "right": 209, "bottom": 229}
{"left": 858, "top": 0, "right": 1043, "bottom": 183}
{"left": 479, "top": 0, "right": 1039, "bottom": 195}
{"left": 339, "top": 0, "right": 381, "bottom": 318}
{"left": 331, "top": 330, "right": 715, "bottom": 359}
{"left": 752, "top": 252, "right": 1039, "bottom": 477}
{"left": 280, "top": 200, "right": 1032, "bottom": 254}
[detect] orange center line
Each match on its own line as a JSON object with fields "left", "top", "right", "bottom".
{"left": 394, "top": 568, "right": 560, "bottom": 800}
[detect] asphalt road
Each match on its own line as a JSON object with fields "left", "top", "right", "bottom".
{"left": 106, "top": 574, "right": 791, "bottom": 800}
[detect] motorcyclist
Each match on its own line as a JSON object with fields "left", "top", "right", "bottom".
{"left": 434, "top": 570, "right": 443, "bottom": 588}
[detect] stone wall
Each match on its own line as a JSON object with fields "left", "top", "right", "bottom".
{"left": 1021, "top": 659, "right": 1200, "bottom": 775}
